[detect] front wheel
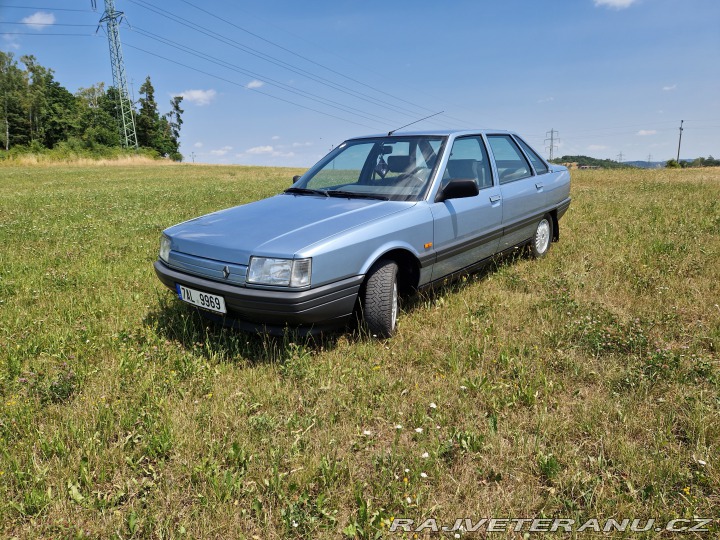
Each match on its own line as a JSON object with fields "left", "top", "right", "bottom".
{"left": 362, "top": 259, "right": 399, "bottom": 338}
{"left": 529, "top": 215, "right": 553, "bottom": 258}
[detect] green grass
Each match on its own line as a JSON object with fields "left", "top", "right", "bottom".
{"left": 1, "top": 163, "right": 719, "bottom": 538}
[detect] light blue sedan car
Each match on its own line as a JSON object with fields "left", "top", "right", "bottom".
{"left": 155, "top": 130, "right": 571, "bottom": 337}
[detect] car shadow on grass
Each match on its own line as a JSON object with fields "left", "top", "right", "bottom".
{"left": 401, "top": 247, "right": 527, "bottom": 312}
{"left": 145, "top": 248, "right": 528, "bottom": 364}
{"left": 144, "top": 292, "right": 348, "bottom": 364}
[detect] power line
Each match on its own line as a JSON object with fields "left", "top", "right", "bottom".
{"left": 0, "top": 22, "right": 97, "bottom": 27}
{"left": 676, "top": 120, "right": 684, "bottom": 162}
{"left": 1, "top": 5, "right": 91, "bottom": 11}
{"left": 130, "top": 26, "right": 400, "bottom": 126}
{"left": 124, "top": 0, "right": 447, "bottom": 125}
{"left": 0, "top": 32, "right": 94, "bottom": 36}
{"left": 177, "top": 0, "right": 439, "bottom": 117}
{"left": 123, "top": 43, "right": 380, "bottom": 130}
{"left": 201, "top": 1, "right": 474, "bottom": 127}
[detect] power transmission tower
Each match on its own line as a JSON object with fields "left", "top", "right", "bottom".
{"left": 94, "top": 0, "right": 138, "bottom": 149}
{"left": 545, "top": 129, "right": 559, "bottom": 160}
{"left": 617, "top": 152, "right": 624, "bottom": 162}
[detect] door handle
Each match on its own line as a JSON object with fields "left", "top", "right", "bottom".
{"left": 489, "top": 195, "right": 501, "bottom": 203}
{"left": 535, "top": 182, "right": 544, "bottom": 190}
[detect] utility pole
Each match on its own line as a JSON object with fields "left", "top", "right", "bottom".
{"left": 94, "top": 0, "right": 138, "bottom": 149}
{"left": 676, "top": 120, "right": 684, "bottom": 163}
{"left": 545, "top": 129, "right": 559, "bottom": 161}
{"left": 191, "top": 152, "right": 196, "bottom": 163}
{"left": 617, "top": 152, "right": 624, "bottom": 163}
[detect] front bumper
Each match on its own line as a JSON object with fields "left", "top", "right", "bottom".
{"left": 154, "top": 260, "right": 363, "bottom": 334}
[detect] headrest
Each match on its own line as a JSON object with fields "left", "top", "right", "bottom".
{"left": 447, "top": 159, "right": 477, "bottom": 179}
{"left": 387, "top": 155, "right": 411, "bottom": 173}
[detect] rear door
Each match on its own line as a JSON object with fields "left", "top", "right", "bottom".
{"left": 429, "top": 136, "right": 502, "bottom": 279}
{"left": 487, "top": 134, "right": 541, "bottom": 250}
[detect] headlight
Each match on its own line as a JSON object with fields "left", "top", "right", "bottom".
{"left": 159, "top": 234, "right": 171, "bottom": 262}
{"left": 247, "top": 257, "right": 311, "bottom": 287}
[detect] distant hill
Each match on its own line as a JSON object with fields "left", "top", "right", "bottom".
{"left": 550, "top": 155, "right": 634, "bottom": 170}
{"left": 625, "top": 161, "right": 665, "bottom": 169}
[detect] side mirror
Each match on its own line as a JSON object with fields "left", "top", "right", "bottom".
{"left": 292, "top": 175, "right": 302, "bottom": 184}
{"left": 436, "top": 178, "right": 479, "bottom": 202}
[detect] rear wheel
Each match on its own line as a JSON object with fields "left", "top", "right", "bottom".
{"left": 529, "top": 215, "right": 552, "bottom": 258}
{"left": 363, "top": 259, "right": 398, "bottom": 338}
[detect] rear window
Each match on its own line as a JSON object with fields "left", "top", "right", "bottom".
{"left": 515, "top": 136, "right": 549, "bottom": 175}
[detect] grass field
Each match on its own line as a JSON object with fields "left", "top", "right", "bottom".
{"left": 1, "top": 162, "right": 719, "bottom": 538}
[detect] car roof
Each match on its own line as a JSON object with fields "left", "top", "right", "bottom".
{"left": 349, "top": 129, "right": 516, "bottom": 140}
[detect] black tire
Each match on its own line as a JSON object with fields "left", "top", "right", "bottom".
{"left": 363, "top": 259, "right": 399, "bottom": 338}
{"left": 529, "top": 215, "right": 553, "bottom": 258}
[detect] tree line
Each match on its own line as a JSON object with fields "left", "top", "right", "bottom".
{"left": 0, "top": 51, "right": 183, "bottom": 160}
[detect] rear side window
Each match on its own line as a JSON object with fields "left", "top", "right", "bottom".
{"left": 487, "top": 135, "right": 532, "bottom": 184}
{"left": 515, "top": 136, "right": 549, "bottom": 175}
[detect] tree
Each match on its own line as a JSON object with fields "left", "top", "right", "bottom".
{"left": 0, "top": 58, "right": 184, "bottom": 158}
{"left": 75, "top": 83, "right": 120, "bottom": 148}
{"left": 44, "top": 80, "right": 79, "bottom": 148}
{"left": 0, "top": 52, "right": 27, "bottom": 150}
{"left": 135, "top": 76, "right": 183, "bottom": 160}
{"left": 162, "top": 95, "right": 183, "bottom": 160}
{"left": 136, "top": 75, "right": 160, "bottom": 150}
{"left": 20, "top": 55, "right": 53, "bottom": 145}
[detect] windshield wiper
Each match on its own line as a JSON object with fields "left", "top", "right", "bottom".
{"left": 327, "top": 190, "right": 388, "bottom": 201}
{"left": 284, "top": 187, "right": 329, "bottom": 197}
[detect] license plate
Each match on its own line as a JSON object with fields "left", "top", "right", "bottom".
{"left": 176, "top": 284, "right": 227, "bottom": 314}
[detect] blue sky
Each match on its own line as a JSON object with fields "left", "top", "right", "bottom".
{"left": 1, "top": 0, "right": 718, "bottom": 166}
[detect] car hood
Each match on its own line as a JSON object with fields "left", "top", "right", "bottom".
{"left": 165, "top": 193, "right": 412, "bottom": 264}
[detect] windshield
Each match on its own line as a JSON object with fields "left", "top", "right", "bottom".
{"left": 289, "top": 136, "right": 446, "bottom": 202}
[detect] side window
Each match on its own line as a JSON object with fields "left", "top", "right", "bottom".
{"left": 487, "top": 135, "right": 532, "bottom": 184}
{"left": 515, "top": 136, "right": 549, "bottom": 175}
{"left": 444, "top": 136, "right": 493, "bottom": 190}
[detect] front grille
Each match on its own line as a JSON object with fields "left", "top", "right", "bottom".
{"left": 167, "top": 251, "right": 247, "bottom": 285}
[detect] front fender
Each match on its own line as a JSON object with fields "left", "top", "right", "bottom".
{"left": 300, "top": 204, "right": 435, "bottom": 287}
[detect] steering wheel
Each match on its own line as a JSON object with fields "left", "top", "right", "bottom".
{"left": 399, "top": 166, "right": 428, "bottom": 186}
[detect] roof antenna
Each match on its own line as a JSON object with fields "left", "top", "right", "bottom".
{"left": 387, "top": 111, "right": 444, "bottom": 136}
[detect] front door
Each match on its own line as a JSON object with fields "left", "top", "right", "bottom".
{"left": 430, "top": 136, "right": 502, "bottom": 279}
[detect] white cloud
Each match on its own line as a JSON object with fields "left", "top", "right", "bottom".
{"left": 246, "top": 145, "right": 274, "bottom": 155}
{"left": 193, "top": 142, "right": 203, "bottom": 148}
{"left": 594, "top": 0, "right": 637, "bottom": 9}
{"left": 637, "top": 130, "right": 657, "bottom": 136}
{"left": 237, "top": 146, "right": 296, "bottom": 160}
{"left": 292, "top": 141, "right": 313, "bottom": 147}
{"left": 662, "top": 84, "right": 677, "bottom": 91}
{"left": 271, "top": 135, "right": 280, "bottom": 140}
{"left": 210, "top": 146, "right": 232, "bottom": 156}
{"left": 537, "top": 97, "right": 554, "bottom": 104}
{"left": 588, "top": 144, "right": 608, "bottom": 151}
{"left": 21, "top": 11, "right": 55, "bottom": 30}
{"left": 177, "top": 89, "right": 216, "bottom": 106}
{"left": 246, "top": 80, "right": 265, "bottom": 89}
{"left": 2, "top": 34, "right": 20, "bottom": 49}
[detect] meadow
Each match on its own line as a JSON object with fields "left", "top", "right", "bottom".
{"left": 0, "top": 161, "right": 718, "bottom": 538}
